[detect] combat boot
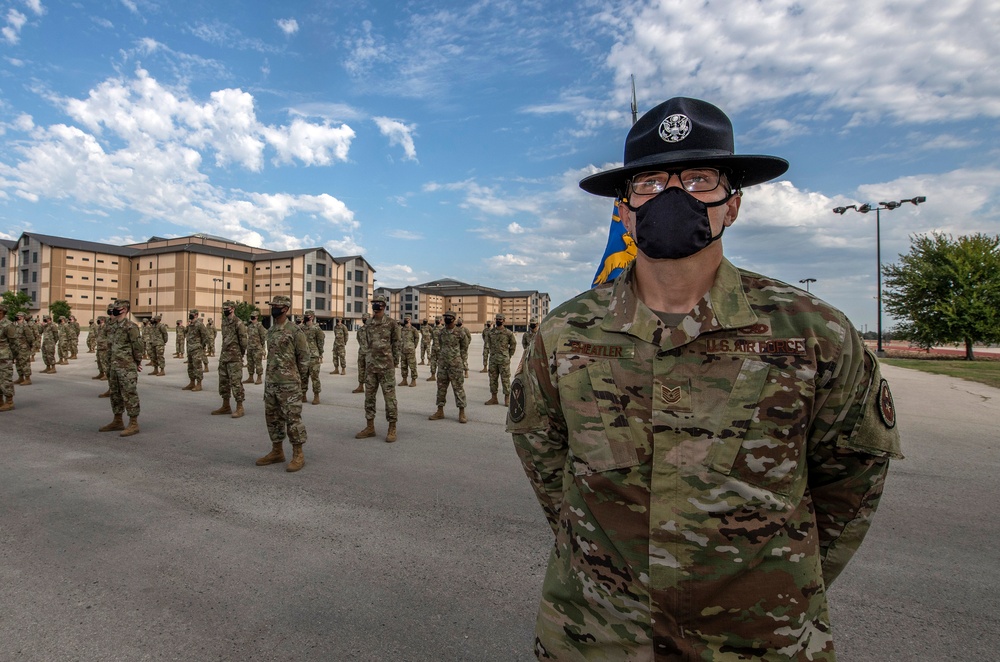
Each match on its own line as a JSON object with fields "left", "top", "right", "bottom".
{"left": 255, "top": 442, "right": 285, "bottom": 466}
{"left": 504, "top": 393, "right": 509, "bottom": 407}
{"left": 98, "top": 388, "right": 111, "bottom": 398}
{"left": 211, "top": 399, "right": 232, "bottom": 415}
{"left": 465, "top": 369, "right": 469, "bottom": 378}
{"left": 398, "top": 377, "right": 408, "bottom": 386}
{"left": 352, "top": 383, "right": 365, "bottom": 394}
{"left": 0, "top": 396, "right": 13, "bottom": 412}
{"left": 426, "top": 374, "right": 435, "bottom": 381}
{"left": 92, "top": 372, "right": 105, "bottom": 380}
{"left": 429, "top": 406, "right": 445, "bottom": 420}
{"left": 71, "top": 353, "right": 78, "bottom": 359}
{"left": 286, "top": 445, "right": 305, "bottom": 472}
{"left": 20, "top": 376, "right": 31, "bottom": 386}
{"left": 182, "top": 379, "right": 195, "bottom": 390}
{"left": 255, "top": 375, "right": 262, "bottom": 385}
{"left": 231, "top": 402, "right": 245, "bottom": 419}
{"left": 242, "top": 375, "right": 254, "bottom": 384}
{"left": 192, "top": 379, "right": 202, "bottom": 392}
{"left": 409, "top": 378, "right": 416, "bottom": 387}
{"left": 484, "top": 393, "right": 499, "bottom": 406}
{"left": 14, "top": 376, "right": 23, "bottom": 385}
{"left": 329, "top": 369, "right": 337, "bottom": 375}
{"left": 99, "top": 414, "right": 124, "bottom": 432}
{"left": 385, "top": 422, "right": 397, "bottom": 443}
{"left": 480, "top": 366, "right": 488, "bottom": 373}
{"left": 120, "top": 417, "right": 140, "bottom": 437}
{"left": 355, "top": 419, "right": 376, "bottom": 439}
{"left": 458, "top": 408, "right": 467, "bottom": 424}
{"left": 156, "top": 369, "right": 165, "bottom": 376}
{"left": 340, "top": 368, "right": 345, "bottom": 375}
{"left": 312, "top": 393, "right": 320, "bottom": 405}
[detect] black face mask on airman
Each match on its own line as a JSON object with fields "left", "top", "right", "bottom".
{"left": 627, "top": 187, "right": 734, "bottom": 260}
{"left": 271, "top": 307, "right": 285, "bottom": 318}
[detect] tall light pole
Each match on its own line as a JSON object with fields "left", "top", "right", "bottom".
{"left": 799, "top": 278, "right": 816, "bottom": 293}
{"left": 833, "top": 196, "right": 926, "bottom": 356}
{"left": 212, "top": 277, "right": 223, "bottom": 325}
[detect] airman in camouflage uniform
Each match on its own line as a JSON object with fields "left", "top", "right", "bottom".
{"left": 212, "top": 301, "right": 249, "bottom": 418}
{"left": 480, "top": 320, "right": 492, "bottom": 372}
{"left": 425, "top": 316, "right": 442, "bottom": 381}
{"left": 484, "top": 313, "right": 516, "bottom": 406}
{"left": 149, "top": 315, "right": 168, "bottom": 376}
{"left": 522, "top": 317, "right": 538, "bottom": 351}
{"left": 57, "top": 317, "right": 71, "bottom": 364}
{"left": 41, "top": 316, "right": 60, "bottom": 374}
{"left": 96, "top": 309, "right": 114, "bottom": 395}
{"left": 174, "top": 320, "right": 186, "bottom": 358}
{"left": 141, "top": 319, "right": 152, "bottom": 362}
{"left": 398, "top": 316, "right": 419, "bottom": 387}
{"left": 183, "top": 310, "right": 211, "bottom": 392}
{"left": 507, "top": 97, "right": 902, "bottom": 661}
{"left": 0, "top": 303, "right": 16, "bottom": 412}
{"left": 99, "top": 299, "right": 143, "bottom": 437}
{"left": 244, "top": 313, "right": 267, "bottom": 384}
{"left": 330, "top": 318, "right": 348, "bottom": 375}
{"left": 69, "top": 315, "right": 81, "bottom": 359}
{"left": 352, "top": 314, "right": 369, "bottom": 394}
{"left": 87, "top": 319, "right": 97, "bottom": 352}
{"left": 255, "top": 295, "right": 310, "bottom": 473}
{"left": 419, "top": 319, "right": 432, "bottom": 365}
{"left": 29, "top": 316, "right": 40, "bottom": 362}
{"left": 205, "top": 318, "right": 217, "bottom": 358}
{"left": 355, "top": 295, "right": 400, "bottom": 443}
{"left": 428, "top": 311, "right": 470, "bottom": 424}
{"left": 301, "top": 310, "right": 325, "bottom": 405}
{"left": 11, "top": 312, "right": 32, "bottom": 386}
{"left": 456, "top": 318, "right": 472, "bottom": 378}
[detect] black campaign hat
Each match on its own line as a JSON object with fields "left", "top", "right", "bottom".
{"left": 579, "top": 97, "right": 789, "bottom": 197}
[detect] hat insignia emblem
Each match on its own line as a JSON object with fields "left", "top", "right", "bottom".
{"left": 659, "top": 114, "right": 691, "bottom": 143}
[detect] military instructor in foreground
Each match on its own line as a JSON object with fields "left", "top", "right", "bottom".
{"left": 507, "top": 97, "right": 902, "bottom": 661}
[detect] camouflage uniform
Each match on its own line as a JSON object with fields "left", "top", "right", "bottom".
{"left": 69, "top": 317, "right": 81, "bottom": 358}
{"left": 522, "top": 318, "right": 538, "bottom": 351}
{"left": 486, "top": 317, "right": 516, "bottom": 400}
{"left": 150, "top": 316, "right": 168, "bottom": 374}
{"left": 457, "top": 319, "right": 472, "bottom": 373}
{"left": 11, "top": 315, "right": 32, "bottom": 383}
{"left": 354, "top": 315, "right": 369, "bottom": 392}
{"left": 174, "top": 321, "right": 186, "bottom": 358}
{"left": 398, "top": 318, "right": 419, "bottom": 384}
{"left": 363, "top": 310, "right": 401, "bottom": 424}
{"left": 205, "top": 319, "right": 217, "bottom": 357}
{"left": 264, "top": 315, "right": 310, "bottom": 447}
{"left": 427, "top": 318, "right": 443, "bottom": 379}
{"left": 186, "top": 314, "right": 211, "bottom": 386}
{"left": 245, "top": 317, "right": 267, "bottom": 382}
{"left": 331, "top": 320, "right": 348, "bottom": 374}
{"left": 41, "top": 318, "right": 59, "bottom": 372}
{"left": 481, "top": 322, "right": 492, "bottom": 372}
{"left": 57, "top": 318, "right": 71, "bottom": 364}
{"left": 301, "top": 312, "right": 325, "bottom": 400}
{"left": 141, "top": 320, "right": 152, "bottom": 360}
{"left": 87, "top": 319, "right": 97, "bottom": 352}
{"left": 0, "top": 305, "right": 15, "bottom": 410}
{"left": 106, "top": 306, "right": 142, "bottom": 420}
{"left": 27, "top": 318, "right": 40, "bottom": 361}
{"left": 507, "top": 260, "right": 902, "bottom": 660}
{"left": 434, "top": 321, "right": 469, "bottom": 411}
{"left": 419, "top": 321, "right": 432, "bottom": 364}
{"left": 217, "top": 306, "right": 248, "bottom": 407}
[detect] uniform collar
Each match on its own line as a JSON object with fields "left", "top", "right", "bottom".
{"left": 601, "top": 258, "right": 757, "bottom": 351}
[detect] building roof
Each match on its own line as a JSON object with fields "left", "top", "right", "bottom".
{"left": 20, "top": 232, "right": 140, "bottom": 257}
{"left": 0, "top": 238, "right": 16, "bottom": 251}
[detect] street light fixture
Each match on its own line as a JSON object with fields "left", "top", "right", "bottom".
{"left": 832, "top": 196, "right": 927, "bottom": 356}
{"left": 212, "top": 277, "right": 224, "bottom": 325}
{"left": 799, "top": 278, "right": 816, "bottom": 293}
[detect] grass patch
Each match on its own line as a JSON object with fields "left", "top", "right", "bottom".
{"left": 882, "top": 358, "right": 1000, "bottom": 389}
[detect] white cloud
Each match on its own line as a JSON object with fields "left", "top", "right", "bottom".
{"left": 373, "top": 264, "right": 421, "bottom": 286}
{"left": 261, "top": 118, "right": 355, "bottom": 166}
{"left": 343, "top": 20, "right": 389, "bottom": 77}
{"left": 276, "top": 18, "right": 298, "bottom": 36}
{"left": 25, "top": 0, "right": 44, "bottom": 16}
{"left": 507, "top": 222, "right": 525, "bottom": 234}
{"left": 120, "top": 0, "right": 138, "bottom": 14}
{"left": 2, "top": 8, "right": 27, "bottom": 44}
{"left": 373, "top": 116, "right": 417, "bottom": 161}
{"left": 388, "top": 229, "right": 422, "bottom": 240}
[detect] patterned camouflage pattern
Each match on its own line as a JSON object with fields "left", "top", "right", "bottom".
{"left": 41, "top": 320, "right": 59, "bottom": 369}
{"left": 107, "top": 315, "right": 142, "bottom": 417}
{"left": 141, "top": 320, "right": 152, "bottom": 359}
{"left": 219, "top": 314, "right": 248, "bottom": 403}
{"left": 486, "top": 322, "right": 516, "bottom": 396}
{"left": 399, "top": 321, "right": 420, "bottom": 381}
{"left": 150, "top": 318, "right": 168, "bottom": 372}
{"left": 96, "top": 318, "right": 111, "bottom": 375}
{"left": 356, "top": 320, "right": 368, "bottom": 386}
{"left": 420, "top": 323, "right": 432, "bottom": 364}
{"left": 332, "top": 320, "right": 348, "bottom": 372}
{"left": 435, "top": 325, "right": 469, "bottom": 409}
{"left": 457, "top": 322, "right": 472, "bottom": 370}
{"left": 0, "top": 315, "right": 14, "bottom": 400}
{"left": 186, "top": 318, "right": 211, "bottom": 381}
{"left": 175, "top": 322, "right": 186, "bottom": 357}
{"left": 246, "top": 319, "right": 267, "bottom": 379}
{"left": 522, "top": 323, "right": 537, "bottom": 351}
{"left": 57, "top": 319, "right": 72, "bottom": 362}
{"left": 264, "top": 318, "right": 310, "bottom": 446}
{"left": 302, "top": 320, "right": 325, "bottom": 395}
{"left": 481, "top": 323, "right": 492, "bottom": 369}
{"left": 11, "top": 318, "right": 32, "bottom": 380}
{"left": 69, "top": 317, "right": 81, "bottom": 356}
{"left": 363, "top": 314, "right": 400, "bottom": 422}
{"left": 87, "top": 320, "right": 97, "bottom": 352}
{"left": 507, "top": 260, "right": 902, "bottom": 660}
{"left": 428, "top": 320, "right": 442, "bottom": 376}
{"left": 205, "top": 319, "right": 217, "bottom": 356}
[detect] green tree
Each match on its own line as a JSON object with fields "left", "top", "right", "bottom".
{"left": 1, "top": 290, "right": 31, "bottom": 319}
{"left": 49, "top": 300, "right": 72, "bottom": 321}
{"left": 235, "top": 301, "right": 260, "bottom": 323}
{"left": 883, "top": 233, "right": 1000, "bottom": 360}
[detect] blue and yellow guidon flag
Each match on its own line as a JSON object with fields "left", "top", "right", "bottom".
{"left": 591, "top": 198, "right": 637, "bottom": 287}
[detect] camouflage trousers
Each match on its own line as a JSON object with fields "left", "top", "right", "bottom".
{"left": 15, "top": 351, "right": 31, "bottom": 379}
{"left": 108, "top": 365, "right": 140, "bottom": 417}
{"left": 152, "top": 344, "right": 165, "bottom": 372}
{"left": 42, "top": 342, "right": 56, "bottom": 368}
{"left": 58, "top": 341, "right": 70, "bottom": 362}
{"left": 71, "top": 337, "right": 79, "bottom": 355}
{"left": 435, "top": 362, "right": 466, "bottom": 409}
{"left": 482, "top": 344, "right": 489, "bottom": 368}
{"left": 357, "top": 351, "right": 367, "bottom": 385}
{"left": 204, "top": 340, "right": 214, "bottom": 357}
{"left": 87, "top": 334, "right": 95, "bottom": 351}
{"left": 400, "top": 349, "right": 417, "bottom": 381}
{"left": 429, "top": 346, "right": 439, "bottom": 376}
{"left": 332, "top": 342, "right": 346, "bottom": 371}
{"left": 420, "top": 340, "right": 431, "bottom": 363}
{"left": 218, "top": 359, "right": 245, "bottom": 402}
{"left": 175, "top": 337, "right": 184, "bottom": 357}
{"left": 97, "top": 348, "right": 109, "bottom": 375}
{"left": 144, "top": 339, "right": 152, "bottom": 359}
{"left": 0, "top": 358, "right": 12, "bottom": 399}
{"left": 264, "top": 382, "right": 306, "bottom": 445}
{"left": 187, "top": 347, "right": 207, "bottom": 381}
{"left": 305, "top": 359, "right": 322, "bottom": 395}
{"left": 364, "top": 369, "right": 397, "bottom": 422}
{"left": 246, "top": 348, "right": 264, "bottom": 378}
{"left": 488, "top": 359, "right": 511, "bottom": 396}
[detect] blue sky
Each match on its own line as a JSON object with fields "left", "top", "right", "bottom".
{"left": 1, "top": 0, "right": 998, "bottom": 331}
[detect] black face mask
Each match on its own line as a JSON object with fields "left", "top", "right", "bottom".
{"left": 628, "top": 187, "right": 732, "bottom": 260}
{"left": 444, "top": 317, "right": 455, "bottom": 325}
{"left": 529, "top": 324, "right": 537, "bottom": 330}
{"left": 189, "top": 314, "right": 196, "bottom": 321}
{"left": 271, "top": 307, "right": 285, "bottom": 318}
{"left": 112, "top": 308, "right": 124, "bottom": 317}
{"left": 372, "top": 304, "right": 385, "bottom": 312}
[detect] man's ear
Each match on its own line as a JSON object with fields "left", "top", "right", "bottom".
{"left": 723, "top": 192, "right": 741, "bottom": 227}
{"left": 618, "top": 198, "right": 635, "bottom": 235}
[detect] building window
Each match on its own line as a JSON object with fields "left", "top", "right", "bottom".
{"left": 227, "top": 264, "right": 231, "bottom": 272}
{"left": 83, "top": 257, "right": 90, "bottom": 261}
{"left": 316, "top": 263, "right": 326, "bottom": 277}
{"left": 244, "top": 267, "right": 248, "bottom": 274}
{"left": 149, "top": 280, "right": 152, "bottom": 287}
{"left": 112, "top": 261, "right": 118, "bottom": 265}
{"left": 307, "top": 264, "right": 312, "bottom": 275}
{"left": 306, "top": 299, "right": 312, "bottom": 309}
{"left": 405, "top": 294, "right": 412, "bottom": 301}
{"left": 82, "top": 295, "right": 88, "bottom": 299}
{"left": 31, "top": 291, "right": 36, "bottom": 301}
{"left": 306, "top": 282, "right": 312, "bottom": 292}
{"left": 82, "top": 276, "right": 89, "bottom": 281}
{"left": 354, "top": 285, "right": 362, "bottom": 298}
{"left": 355, "top": 269, "right": 363, "bottom": 282}
{"left": 316, "top": 297, "right": 326, "bottom": 311}
{"left": 149, "top": 261, "right": 152, "bottom": 268}
{"left": 32, "top": 272, "right": 37, "bottom": 282}
{"left": 244, "top": 284, "right": 247, "bottom": 291}
{"left": 347, "top": 271, "right": 352, "bottom": 281}
{"left": 97, "top": 277, "right": 104, "bottom": 282}
{"left": 226, "top": 282, "right": 231, "bottom": 290}
{"left": 148, "top": 298, "right": 152, "bottom": 305}
{"left": 33, "top": 252, "right": 37, "bottom": 263}
{"left": 354, "top": 301, "right": 362, "bottom": 313}
{"left": 0, "top": 275, "right": 4, "bottom": 286}
{"left": 316, "top": 281, "right": 325, "bottom": 294}
{"left": 66, "top": 254, "right": 73, "bottom": 260}
{"left": 111, "top": 279, "right": 118, "bottom": 283}
{"left": 98, "top": 259, "right": 104, "bottom": 263}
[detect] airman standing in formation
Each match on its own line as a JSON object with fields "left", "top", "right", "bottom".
{"left": 355, "top": 294, "right": 400, "bottom": 443}
{"left": 97, "top": 309, "right": 113, "bottom": 396}
{"left": 330, "top": 318, "right": 348, "bottom": 375}
{"left": 212, "top": 301, "right": 248, "bottom": 418}
{"left": 457, "top": 317, "right": 472, "bottom": 378}
{"left": 301, "top": 310, "right": 324, "bottom": 405}
{"left": 522, "top": 317, "right": 538, "bottom": 351}
{"left": 41, "top": 316, "right": 59, "bottom": 374}
{"left": 150, "top": 315, "right": 168, "bottom": 376}
{"left": 87, "top": 319, "right": 97, "bottom": 352}
{"left": 352, "top": 313, "right": 369, "bottom": 394}
{"left": 255, "top": 295, "right": 310, "bottom": 473}
{"left": 183, "top": 310, "right": 211, "bottom": 392}
{"left": 12, "top": 311, "right": 32, "bottom": 386}
{"left": 480, "top": 320, "right": 492, "bottom": 372}
{"left": 428, "top": 310, "right": 469, "bottom": 424}
{"left": 57, "top": 316, "right": 71, "bottom": 364}
{"left": 419, "top": 319, "right": 432, "bottom": 365}
{"left": 244, "top": 313, "right": 266, "bottom": 385}
{"left": 28, "top": 316, "right": 40, "bottom": 362}
{"left": 69, "top": 315, "right": 81, "bottom": 359}
{"left": 205, "top": 318, "right": 217, "bottom": 359}
{"left": 426, "top": 316, "right": 442, "bottom": 381}
{"left": 99, "top": 299, "right": 142, "bottom": 437}
{"left": 484, "top": 313, "right": 516, "bottom": 406}
{"left": 141, "top": 318, "right": 152, "bottom": 362}
{"left": 0, "top": 303, "right": 16, "bottom": 412}
{"left": 174, "top": 319, "right": 186, "bottom": 358}
{"left": 398, "top": 316, "right": 419, "bottom": 387}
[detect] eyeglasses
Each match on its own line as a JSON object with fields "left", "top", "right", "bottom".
{"left": 630, "top": 168, "right": 724, "bottom": 195}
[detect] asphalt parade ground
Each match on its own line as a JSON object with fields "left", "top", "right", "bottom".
{"left": 1, "top": 334, "right": 998, "bottom": 661}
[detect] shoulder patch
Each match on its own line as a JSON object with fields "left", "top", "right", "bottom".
{"left": 877, "top": 378, "right": 896, "bottom": 429}
{"left": 508, "top": 377, "right": 526, "bottom": 423}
